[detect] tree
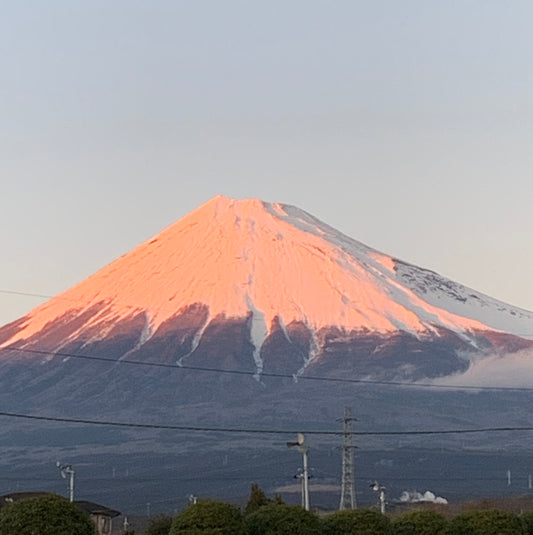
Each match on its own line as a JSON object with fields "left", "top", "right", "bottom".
{"left": 522, "top": 512, "right": 533, "bottom": 535}
{"left": 169, "top": 499, "right": 244, "bottom": 535}
{"left": 145, "top": 514, "right": 173, "bottom": 535}
{"left": 391, "top": 510, "right": 447, "bottom": 535}
{"left": 245, "top": 483, "right": 269, "bottom": 515}
{"left": 0, "top": 494, "right": 95, "bottom": 535}
{"left": 320, "top": 509, "right": 391, "bottom": 535}
{"left": 271, "top": 494, "right": 284, "bottom": 505}
{"left": 244, "top": 503, "right": 320, "bottom": 535}
{"left": 244, "top": 483, "right": 285, "bottom": 516}
{"left": 447, "top": 510, "right": 522, "bottom": 535}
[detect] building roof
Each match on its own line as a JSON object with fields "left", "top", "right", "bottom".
{"left": 0, "top": 492, "right": 121, "bottom": 518}
{"left": 75, "top": 500, "right": 121, "bottom": 518}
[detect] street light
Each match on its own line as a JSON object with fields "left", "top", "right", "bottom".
{"left": 371, "top": 481, "right": 386, "bottom": 514}
{"left": 287, "top": 433, "right": 310, "bottom": 511}
{"left": 56, "top": 462, "right": 75, "bottom": 502}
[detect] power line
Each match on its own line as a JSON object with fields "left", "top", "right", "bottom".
{"left": 0, "top": 289, "right": 62, "bottom": 301}
{"left": 3, "top": 345, "right": 533, "bottom": 393}
{"left": 0, "top": 410, "right": 331, "bottom": 435}
{"left": 2, "top": 410, "right": 533, "bottom": 436}
{"left": 2, "top": 289, "right": 533, "bottom": 394}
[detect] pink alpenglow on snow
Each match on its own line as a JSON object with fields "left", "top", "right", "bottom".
{"left": 2, "top": 196, "right": 533, "bottom": 360}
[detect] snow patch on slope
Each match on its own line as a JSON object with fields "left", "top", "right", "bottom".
{"left": 294, "top": 317, "right": 320, "bottom": 381}
{"left": 396, "top": 262, "right": 533, "bottom": 339}
{"left": 277, "top": 316, "right": 292, "bottom": 343}
{"left": 177, "top": 313, "right": 211, "bottom": 366}
{"left": 245, "top": 294, "right": 268, "bottom": 377}
{"left": 119, "top": 311, "right": 154, "bottom": 361}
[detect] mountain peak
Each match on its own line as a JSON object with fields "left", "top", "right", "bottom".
{"left": 3, "top": 199, "right": 533, "bottom": 514}
{"left": 2, "top": 196, "right": 533, "bottom": 377}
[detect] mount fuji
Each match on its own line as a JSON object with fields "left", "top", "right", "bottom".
{"left": 1, "top": 195, "right": 532, "bottom": 398}
{"left": 2, "top": 196, "right": 533, "bottom": 510}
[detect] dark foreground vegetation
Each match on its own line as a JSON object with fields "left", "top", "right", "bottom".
{"left": 4, "top": 486, "right": 533, "bottom": 535}
{"left": 139, "top": 503, "right": 533, "bottom": 535}
{"left": 0, "top": 494, "right": 94, "bottom": 535}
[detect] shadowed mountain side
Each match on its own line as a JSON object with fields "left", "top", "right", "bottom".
{"left": 2, "top": 197, "right": 533, "bottom": 511}
{"left": 307, "top": 328, "right": 473, "bottom": 380}
{"left": 4, "top": 305, "right": 533, "bottom": 419}
{"left": 260, "top": 318, "right": 312, "bottom": 376}
{"left": 0, "top": 302, "right": 111, "bottom": 349}
{"left": 311, "top": 327, "right": 533, "bottom": 380}
{"left": 3, "top": 196, "right": 533, "bottom": 403}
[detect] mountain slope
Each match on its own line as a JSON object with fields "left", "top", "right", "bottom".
{"left": 2, "top": 196, "right": 533, "bottom": 511}
{"left": 1, "top": 195, "right": 532, "bottom": 391}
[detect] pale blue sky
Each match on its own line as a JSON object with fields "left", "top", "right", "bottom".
{"left": 2, "top": 1, "right": 533, "bottom": 326}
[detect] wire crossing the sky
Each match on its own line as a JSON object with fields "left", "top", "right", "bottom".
{"left": 2, "top": 410, "right": 533, "bottom": 437}
{"left": 2, "top": 344, "right": 533, "bottom": 392}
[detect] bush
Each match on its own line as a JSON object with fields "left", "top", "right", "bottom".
{"left": 145, "top": 514, "right": 173, "bottom": 535}
{"left": 245, "top": 483, "right": 270, "bottom": 515}
{"left": 169, "top": 499, "right": 244, "bottom": 535}
{"left": 522, "top": 512, "right": 533, "bottom": 535}
{"left": 321, "top": 508, "right": 391, "bottom": 535}
{"left": 245, "top": 503, "right": 320, "bottom": 535}
{"left": 0, "top": 494, "right": 95, "bottom": 535}
{"left": 392, "top": 510, "right": 447, "bottom": 535}
{"left": 244, "top": 483, "right": 285, "bottom": 516}
{"left": 447, "top": 509, "right": 522, "bottom": 535}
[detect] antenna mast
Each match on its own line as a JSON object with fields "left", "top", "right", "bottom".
{"left": 339, "top": 406, "right": 357, "bottom": 510}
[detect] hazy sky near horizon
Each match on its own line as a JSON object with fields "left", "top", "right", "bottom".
{"left": 1, "top": 1, "right": 533, "bottom": 327}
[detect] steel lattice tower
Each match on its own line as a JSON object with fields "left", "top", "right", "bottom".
{"left": 339, "top": 406, "right": 357, "bottom": 510}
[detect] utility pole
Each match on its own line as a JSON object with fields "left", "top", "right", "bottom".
{"left": 371, "top": 481, "right": 386, "bottom": 514}
{"left": 287, "top": 433, "right": 310, "bottom": 511}
{"left": 339, "top": 406, "right": 357, "bottom": 510}
{"left": 56, "top": 462, "right": 75, "bottom": 502}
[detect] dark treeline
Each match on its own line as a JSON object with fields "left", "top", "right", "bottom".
{"left": 140, "top": 484, "right": 533, "bottom": 535}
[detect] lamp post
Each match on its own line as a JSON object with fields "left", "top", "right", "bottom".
{"left": 287, "top": 433, "right": 310, "bottom": 511}
{"left": 56, "top": 462, "right": 75, "bottom": 502}
{"left": 371, "top": 481, "right": 386, "bottom": 514}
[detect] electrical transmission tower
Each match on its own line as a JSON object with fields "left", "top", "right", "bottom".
{"left": 339, "top": 406, "right": 357, "bottom": 510}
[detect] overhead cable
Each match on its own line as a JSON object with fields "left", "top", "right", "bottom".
{"left": 2, "top": 345, "right": 533, "bottom": 392}
{"left": 1, "top": 410, "right": 533, "bottom": 436}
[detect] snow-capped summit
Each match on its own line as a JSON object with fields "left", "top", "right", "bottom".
{"left": 2, "top": 196, "right": 532, "bottom": 510}
{"left": 1, "top": 195, "right": 533, "bottom": 385}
